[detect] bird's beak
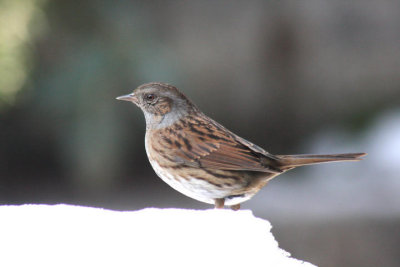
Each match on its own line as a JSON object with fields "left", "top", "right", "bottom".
{"left": 116, "top": 93, "right": 138, "bottom": 103}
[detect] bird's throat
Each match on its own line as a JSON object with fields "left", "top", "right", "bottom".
{"left": 144, "top": 109, "right": 187, "bottom": 130}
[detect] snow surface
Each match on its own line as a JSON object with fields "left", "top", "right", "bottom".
{"left": 0, "top": 205, "right": 315, "bottom": 267}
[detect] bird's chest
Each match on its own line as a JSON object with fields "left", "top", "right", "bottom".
{"left": 145, "top": 131, "right": 168, "bottom": 165}
{"left": 144, "top": 131, "right": 174, "bottom": 180}
{"left": 144, "top": 132, "right": 158, "bottom": 168}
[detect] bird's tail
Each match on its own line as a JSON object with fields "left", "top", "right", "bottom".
{"left": 276, "top": 153, "right": 366, "bottom": 170}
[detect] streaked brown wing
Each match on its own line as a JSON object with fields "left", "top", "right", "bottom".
{"left": 158, "top": 115, "right": 281, "bottom": 173}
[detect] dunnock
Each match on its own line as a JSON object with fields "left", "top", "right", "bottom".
{"left": 117, "top": 82, "right": 365, "bottom": 210}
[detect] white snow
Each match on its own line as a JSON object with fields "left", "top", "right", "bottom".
{"left": 0, "top": 204, "right": 315, "bottom": 267}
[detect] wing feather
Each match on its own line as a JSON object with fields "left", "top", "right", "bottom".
{"left": 155, "top": 115, "right": 281, "bottom": 173}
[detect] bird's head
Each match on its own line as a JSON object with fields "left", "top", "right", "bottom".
{"left": 117, "top": 82, "right": 197, "bottom": 129}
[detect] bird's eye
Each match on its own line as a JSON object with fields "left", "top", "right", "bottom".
{"left": 144, "top": 94, "right": 156, "bottom": 102}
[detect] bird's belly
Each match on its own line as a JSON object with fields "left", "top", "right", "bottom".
{"left": 148, "top": 158, "right": 229, "bottom": 204}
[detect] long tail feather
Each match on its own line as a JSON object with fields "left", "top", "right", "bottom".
{"left": 277, "top": 153, "right": 366, "bottom": 169}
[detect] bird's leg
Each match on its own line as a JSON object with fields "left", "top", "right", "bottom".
{"left": 214, "top": 198, "right": 225, "bottom": 209}
{"left": 230, "top": 204, "right": 240, "bottom": 211}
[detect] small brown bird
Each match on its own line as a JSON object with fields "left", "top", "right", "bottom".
{"left": 117, "top": 82, "right": 365, "bottom": 210}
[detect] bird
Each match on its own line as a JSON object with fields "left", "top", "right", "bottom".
{"left": 116, "top": 82, "right": 366, "bottom": 210}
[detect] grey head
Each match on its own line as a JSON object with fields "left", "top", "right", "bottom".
{"left": 117, "top": 82, "right": 198, "bottom": 129}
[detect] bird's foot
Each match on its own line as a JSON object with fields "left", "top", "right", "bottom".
{"left": 230, "top": 204, "right": 240, "bottom": 211}
{"left": 214, "top": 198, "right": 225, "bottom": 209}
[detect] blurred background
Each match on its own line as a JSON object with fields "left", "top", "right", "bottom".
{"left": 1, "top": 1, "right": 400, "bottom": 266}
